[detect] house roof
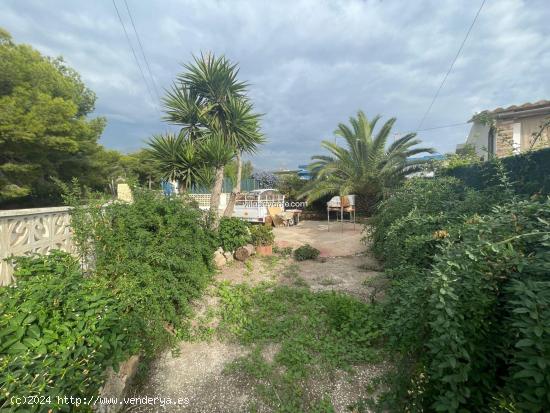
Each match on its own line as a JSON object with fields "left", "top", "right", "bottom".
{"left": 471, "top": 100, "right": 550, "bottom": 121}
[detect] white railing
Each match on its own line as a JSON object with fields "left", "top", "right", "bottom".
{"left": 189, "top": 193, "right": 229, "bottom": 211}
{"left": 0, "top": 207, "right": 73, "bottom": 285}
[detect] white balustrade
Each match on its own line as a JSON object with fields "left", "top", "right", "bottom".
{"left": 0, "top": 207, "right": 73, "bottom": 285}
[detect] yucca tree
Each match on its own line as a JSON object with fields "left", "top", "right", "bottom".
{"left": 163, "top": 53, "right": 263, "bottom": 222}
{"left": 145, "top": 133, "right": 202, "bottom": 190}
{"left": 221, "top": 96, "right": 263, "bottom": 216}
{"left": 301, "top": 111, "right": 434, "bottom": 214}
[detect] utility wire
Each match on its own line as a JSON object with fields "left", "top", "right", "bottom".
{"left": 416, "top": 0, "right": 486, "bottom": 130}
{"left": 396, "top": 121, "right": 469, "bottom": 138}
{"left": 122, "top": 0, "right": 162, "bottom": 102}
{"left": 416, "top": 121, "right": 469, "bottom": 133}
{"left": 111, "top": 0, "right": 158, "bottom": 113}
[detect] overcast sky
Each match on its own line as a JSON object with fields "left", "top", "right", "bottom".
{"left": 2, "top": 0, "right": 549, "bottom": 170}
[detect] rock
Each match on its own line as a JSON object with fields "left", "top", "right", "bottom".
{"left": 213, "top": 249, "right": 227, "bottom": 268}
{"left": 244, "top": 244, "right": 255, "bottom": 255}
{"left": 96, "top": 355, "right": 140, "bottom": 413}
{"left": 223, "top": 251, "right": 234, "bottom": 263}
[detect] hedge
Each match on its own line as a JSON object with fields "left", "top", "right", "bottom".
{"left": 369, "top": 175, "right": 550, "bottom": 412}
{"left": 443, "top": 147, "right": 550, "bottom": 195}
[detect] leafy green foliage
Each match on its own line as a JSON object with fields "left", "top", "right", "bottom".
{"left": 216, "top": 282, "right": 382, "bottom": 411}
{"left": 0, "top": 252, "right": 136, "bottom": 411}
{"left": 225, "top": 159, "right": 253, "bottom": 186}
{"left": 369, "top": 172, "right": 550, "bottom": 412}
{"left": 218, "top": 217, "right": 251, "bottom": 251}
{"left": 275, "top": 173, "right": 307, "bottom": 201}
{"left": 502, "top": 279, "right": 550, "bottom": 411}
{"left": 65, "top": 187, "right": 216, "bottom": 355}
{"left": 443, "top": 147, "right": 550, "bottom": 196}
{"left": 293, "top": 244, "right": 320, "bottom": 261}
{"left": 369, "top": 177, "right": 506, "bottom": 268}
{"left": 250, "top": 224, "right": 275, "bottom": 247}
{"left": 0, "top": 29, "right": 120, "bottom": 207}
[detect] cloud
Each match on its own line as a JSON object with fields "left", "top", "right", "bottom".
{"left": 2, "top": 0, "right": 549, "bottom": 169}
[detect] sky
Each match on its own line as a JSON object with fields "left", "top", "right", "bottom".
{"left": 2, "top": 0, "right": 550, "bottom": 170}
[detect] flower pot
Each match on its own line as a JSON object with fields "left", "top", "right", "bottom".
{"left": 256, "top": 245, "right": 272, "bottom": 256}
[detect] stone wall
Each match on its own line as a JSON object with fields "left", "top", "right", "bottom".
{"left": 495, "top": 121, "right": 514, "bottom": 158}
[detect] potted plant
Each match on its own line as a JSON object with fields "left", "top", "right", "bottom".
{"left": 250, "top": 224, "right": 275, "bottom": 256}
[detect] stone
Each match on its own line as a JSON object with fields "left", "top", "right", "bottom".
{"left": 223, "top": 251, "right": 234, "bottom": 263}
{"left": 116, "top": 183, "right": 133, "bottom": 203}
{"left": 213, "top": 249, "right": 227, "bottom": 268}
{"left": 96, "top": 355, "right": 140, "bottom": 413}
{"left": 244, "top": 244, "right": 255, "bottom": 255}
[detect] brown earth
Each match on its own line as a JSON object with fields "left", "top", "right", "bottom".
{"left": 126, "top": 221, "right": 385, "bottom": 413}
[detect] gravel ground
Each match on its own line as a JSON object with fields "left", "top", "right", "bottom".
{"left": 128, "top": 341, "right": 253, "bottom": 412}
{"left": 125, "top": 221, "right": 386, "bottom": 412}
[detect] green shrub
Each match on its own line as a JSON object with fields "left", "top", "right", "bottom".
{"left": 443, "top": 147, "right": 550, "bottom": 195}
{"left": 65, "top": 187, "right": 216, "bottom": 355}
{"left": 218, "top": 217, "right": 251, "bottom": 252}
{"left": 372, "top": 183, "right": 550, "bottom": 411}
{"left": 0, "top": 251, "right": 136, "bottom": 411}
{"left": 293, "top": 244, "right": 320, "bottom": 261}
{"left": 249, "top": 224, "right": 274, "bottom": 246}
{"left": 369, "top": 176, "right": 507, "bottom": 268}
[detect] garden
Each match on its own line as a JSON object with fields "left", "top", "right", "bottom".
{"left": 1, "top": 28, "right": 550, "bottom": 413}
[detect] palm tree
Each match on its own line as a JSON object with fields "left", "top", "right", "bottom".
{"left": 300, "top": 111, "right": 434, "bottom": 214}
{"left": 163, "top": 53, "right": 263, "bottom": 223}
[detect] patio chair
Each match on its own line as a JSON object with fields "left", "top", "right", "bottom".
{"left": 327, "top": 195, "right": 356, "bottom": 231}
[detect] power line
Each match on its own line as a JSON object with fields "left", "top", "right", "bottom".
{"left": 122, "top": 0, "right": 162, "bottom": 102}
{"left": 111, "top": 0, "right": 158, "bottom": 112}
{"left": 416, "top": 0, "right": 486, "bottom": 130}
{"left": 397, "top": 121, "right": 469, "bottom": 137}
{"left": 416, "top": 121, "right": 469, "bottom": 133}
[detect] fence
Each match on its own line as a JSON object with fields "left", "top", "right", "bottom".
{"left": 189, "top": 178, "right": 260, "bottom": 194}
{"left": 0, "top": 206, "right": 73, "bottom": 285}
{"left": 188, "top": 193, "right": 229, "bottom": 210}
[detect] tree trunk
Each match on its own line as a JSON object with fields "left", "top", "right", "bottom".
{"left": 210, "top": 165, "right": 225, "bottom": 227}
{"left": 223, "top": 151, "right": 242, "bottom": 217}
{"left": 235, "top": 151, "right": 242, "bottom": 192}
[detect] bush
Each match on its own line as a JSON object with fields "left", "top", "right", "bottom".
{"left": 250, "top": 224, "right": 274, "bottom": 246}
{"left": 369, "top": 176, "right": 507, "bottom": 268}
{"left": 293, "top": 244, "right": 320, "bottom": 261}
{"left": 218, "top": 217, "right": 251, "bottom": 252}
{"left": 0, "top": 252, "right": 136, "bottom": 411}
{"left": 443, "top": 147, "right": 550, "bottom": 195}
{"left": 370, "top": 174, "right": 550, "bottom": 412}
{"left": 65, "top": 187, "right": 216, "bottom": 355}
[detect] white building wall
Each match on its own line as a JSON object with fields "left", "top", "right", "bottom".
{"left": 465, "top": 121, "right": 491, "bottom": 159}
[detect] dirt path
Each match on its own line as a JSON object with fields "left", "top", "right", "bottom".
{"left": 128, "top": 221, "right": 385, "bottom": 413}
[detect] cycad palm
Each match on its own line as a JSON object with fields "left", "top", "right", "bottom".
{"left": 301, "top": 111, "right": 434, "bottom": 213}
